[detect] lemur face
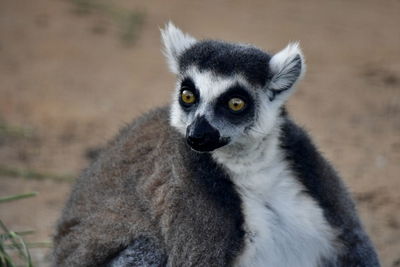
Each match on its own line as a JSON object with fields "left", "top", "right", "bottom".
{"left": 173, "top": 67, "right": 256, "bottom": 152}
{"left": 162, "top": 23, "right": 305, "bottom": 152}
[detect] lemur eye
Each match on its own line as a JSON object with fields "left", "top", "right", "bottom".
{"left": 228, "top": 98, "right": 246, "bottom": 112}
{"left": 181, "top": 90, "right": 196, "bottom": 104}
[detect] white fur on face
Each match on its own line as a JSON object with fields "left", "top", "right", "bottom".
{"left": 247, "top": 94, "right": 280, "bottom": 140}
{"left": 187, "top": 67, "right": 238, "bottom": 112}
{"left": 160, "top": 22, "right": 197, "bottom": 74}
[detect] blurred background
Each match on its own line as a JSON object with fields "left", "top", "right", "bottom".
{"left": 0, "top": 0, "right": 399, "bottom": 266}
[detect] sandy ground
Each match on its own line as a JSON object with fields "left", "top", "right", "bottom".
{"left": 0, "top": 0, "right": 399, "bottom": 266}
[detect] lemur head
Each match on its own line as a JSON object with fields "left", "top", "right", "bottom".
{"left": 161, "top": 22, "right": 305, "bottom": 152}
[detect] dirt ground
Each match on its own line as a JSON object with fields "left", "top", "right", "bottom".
{"left": 0, "top": 0, "right": 399, "bottom": 266}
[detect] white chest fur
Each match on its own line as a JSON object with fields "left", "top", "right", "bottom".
{"left": 213, "top": 135, "right": 338, "bottom": 267}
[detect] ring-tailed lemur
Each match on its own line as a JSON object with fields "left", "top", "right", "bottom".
{"left": 53, "top": 23, "right": 380, "bottom": 267}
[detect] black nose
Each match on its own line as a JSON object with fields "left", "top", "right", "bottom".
{"left": 187, "top": 116, "right": 218, "bottom": 145}
{"left": 187, "top": 134, "right": 205, "bottom": 145}
{"left": 186, "top": 116, "right": 228, "bottom": 152}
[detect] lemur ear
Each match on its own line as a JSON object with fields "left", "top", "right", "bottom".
{"left": 268, "top": 42, "right": 305, "bottom": 98}
{"left": 161, "top": 22, "right": 197, "bottom": 74}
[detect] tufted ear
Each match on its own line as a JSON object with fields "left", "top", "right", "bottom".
{"left": 268, "top": 42, "right": 305, "bottom": 99}
{"left": 161, "top": 22, "right": 197, "bottom": 74}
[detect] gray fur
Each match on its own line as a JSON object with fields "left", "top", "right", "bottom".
{"left": 105, "top": 236, "right": 167, "bottom": 267}
{"left": 53, "top": 107, "right": 244, "bottom": 266}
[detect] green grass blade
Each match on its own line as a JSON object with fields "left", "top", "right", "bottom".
{"left": 0, "top": 165, "right": 74, "bottom": 182}
{"left": 0, "top": 221, "right": 25, "bottom": 260}
{"left": 13, "top": 234, "right": 32, "bottom": 267}
{"left": 4, "top": 241, "right": 52, "bottom": 250}
{"left": 0, "top": 193, "right": 38, "bottom": 204}
{"left": 0, "top": 231, "right": 34, "bottom": 242}
{"left": 0, "top": 241, "right": 15, "bottom": 267}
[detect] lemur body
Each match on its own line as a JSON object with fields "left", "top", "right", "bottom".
{"left": 53, "top": 23, "right": 380, "bottom": 266}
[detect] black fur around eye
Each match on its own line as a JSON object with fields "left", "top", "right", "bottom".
{"left": 180, "top": 77, "right": 195, "bottom": 90}
{"left": 215, "top": 85, "right": 255, "bottom": 123}
{"left": 179, "top": 77, "right": 199, "bottom": 110}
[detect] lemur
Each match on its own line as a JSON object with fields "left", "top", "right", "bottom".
{"left": 53, "top": 23, "right": 380, "bottom": 267}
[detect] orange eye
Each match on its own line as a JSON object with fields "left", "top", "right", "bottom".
{"left": 228, "top": 98, "right": 246, "bottom": 112}
{"left": 181, "top": 90, "right": 196, "bottom": 104}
